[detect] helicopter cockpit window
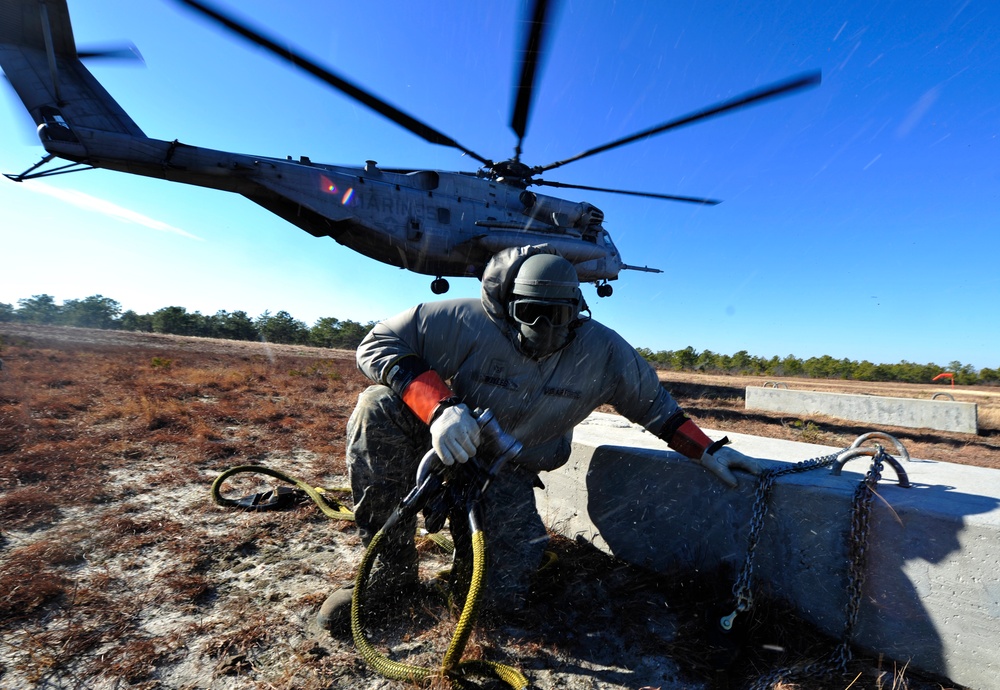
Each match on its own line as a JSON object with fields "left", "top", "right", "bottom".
{"left": 437, "top": 208, "right": 451, "bottom": 224}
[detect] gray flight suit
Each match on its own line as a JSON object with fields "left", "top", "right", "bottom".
{"left": 348, "top": 245, "right": 685, "bottom": 610}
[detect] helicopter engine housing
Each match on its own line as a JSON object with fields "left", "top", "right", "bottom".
{"left": 519, "top": 191, "right": 604, "bottom": 231}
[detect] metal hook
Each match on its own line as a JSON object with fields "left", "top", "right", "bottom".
{"left": 850, "top": 431, "right": 910, "bottom": 461}
{"left": 831, "top": 432, "right": 911, "bottom": 487}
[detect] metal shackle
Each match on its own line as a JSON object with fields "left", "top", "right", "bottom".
{"left": 474, "top": 408, "right": 523, "bottom": 475}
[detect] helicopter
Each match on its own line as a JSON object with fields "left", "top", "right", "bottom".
{"left": 0, "top": 0, "right": 820, "bottom": 297}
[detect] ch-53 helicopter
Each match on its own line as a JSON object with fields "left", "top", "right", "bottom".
{"left": 1, "top": 0, "right": 819, "bottom": 297}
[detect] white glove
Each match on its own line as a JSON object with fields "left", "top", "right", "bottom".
{"left": 430, "top": 403, "right": 481, "bottom": 466}
{"left": 698, "top": 445, "right": 766, "bottom": 488}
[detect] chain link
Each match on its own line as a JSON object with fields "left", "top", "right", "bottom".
{"left": 842, "top": 449, "right": 884, "bottom": 642}
{"left": 727, "top": 450, "right": 846, "bottom": 620}
{"left": 728, "top": 446, "right": 890, "bottom": 690}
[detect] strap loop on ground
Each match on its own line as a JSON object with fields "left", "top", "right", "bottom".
{"left": 211, "top": 465, "right": 355, "bottom": 520}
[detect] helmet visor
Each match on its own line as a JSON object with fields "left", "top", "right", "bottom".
{"left": 510, "top": 298, "right": 578, "bottom": 327}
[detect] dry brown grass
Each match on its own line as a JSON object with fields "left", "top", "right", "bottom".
{"left": 0, "top": 325, "right": 970, "bottom": 689}
{"left": 978, "top": 405, "right": 1000, "bottom": 433}
{"left": 656, "top": 370, "right": 1000, "bottom": 470}
{"left": 0, "top": 326, "right": 369, "bottom": 688}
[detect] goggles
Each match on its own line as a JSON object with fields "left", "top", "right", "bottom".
{"left": 509, "top": 298, "right": 578, "bottom": 327}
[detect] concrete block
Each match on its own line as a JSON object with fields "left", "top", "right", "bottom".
{"left": 745, "top": 386, "right": 978, "bottom": 434}
{"left": 536, "top": 413, "right": 1000, "bottom": 690}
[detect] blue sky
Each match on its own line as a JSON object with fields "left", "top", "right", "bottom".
{"left": 1, "top": 1, "right": 998, "bottom": 369}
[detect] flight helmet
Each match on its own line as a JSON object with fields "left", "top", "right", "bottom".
{"left": 508, "top": 253, "right": 583, "bottom": 357}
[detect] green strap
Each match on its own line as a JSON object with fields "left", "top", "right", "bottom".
{"left": 352, "top": 522, "right": 528, "bottom": 689}
{"left": 212, "top": 464, "right": 527, "bottom": 687}
{"left": 211, "top": 465, "right": 354, "bottom": 520}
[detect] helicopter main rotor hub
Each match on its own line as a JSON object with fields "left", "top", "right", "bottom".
{"left": 490, "top": 159, "right": 536, "bottom": 188}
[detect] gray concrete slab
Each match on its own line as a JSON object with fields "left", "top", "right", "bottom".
{"left": 746, "top": 386, "right": 979, "bottom": 434}
{"left": 536, "top": 413, "right": 1000, "bottom": 690}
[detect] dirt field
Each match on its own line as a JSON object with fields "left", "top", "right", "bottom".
{"left": 0, "top": 323, "right": 978, "bottom": 690}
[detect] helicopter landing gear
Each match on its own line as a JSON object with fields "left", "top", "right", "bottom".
{"left": 431, "top": 277, "right": 450, "bottom": 295}
{"left": 596, "top": 282, "right": 614, "bottom": 298}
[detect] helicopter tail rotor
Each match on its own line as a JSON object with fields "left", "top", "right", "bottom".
{"left": 77, "top": 43, "right": 146, "bottom": 64}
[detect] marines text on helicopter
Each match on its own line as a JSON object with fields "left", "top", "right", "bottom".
{"left": 0, "top": 0, "right": 820, "bottom": 297}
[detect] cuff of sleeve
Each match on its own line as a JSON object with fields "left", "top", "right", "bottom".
{"left": 666, "top": 418, "right": 713, "bottom": 460}
{"left": 401, "top": 369, "right": 455, "bottom": 424}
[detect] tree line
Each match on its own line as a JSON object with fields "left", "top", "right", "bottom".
{"left": 2, "top": 293, "right": 996, "bottom": 385}
{"left": 0, "top": 294, "right": 375, "bottom": 349}
{"left": 637, "top": 346, "right": 998, "bottom": 386}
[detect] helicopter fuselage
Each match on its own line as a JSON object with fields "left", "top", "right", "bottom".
{"left": 35, "top": 116, "right": 626, "bottom": 284}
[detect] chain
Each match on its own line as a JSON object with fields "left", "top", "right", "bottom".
{"left": 723, "top": 450, "right": 846, "bottom": 629}
{"left": 729, "top": 447, "right": 890, "bottom": 690}
{"left": 841, "top": 449, "right": 884, "bottom": 648}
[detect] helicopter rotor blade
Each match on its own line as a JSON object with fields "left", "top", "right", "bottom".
{"left": 532, "top": 178, "right": 721, "bottom": 204}
{"left": 510, "top": 0, "right": 556, "bottom": 159}
{"left": 77, "top": 43, "right": 146, "bottom": 65}
{"left": 535, "top": 70, "right": 821, "bottom": 174}
{"left": 173, "top": 0, "right": 493, "bottom": 166}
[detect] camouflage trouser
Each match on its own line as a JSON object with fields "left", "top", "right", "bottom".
{"left": 346, "top": 385, "right": 548, "bottom": 610}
